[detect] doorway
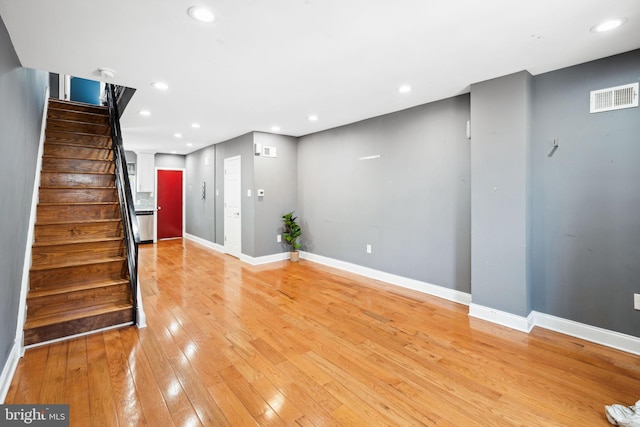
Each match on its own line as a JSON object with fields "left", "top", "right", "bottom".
{"left": 224, "top": 156, "right": 241, "bottom": 258}
{"left": 156, "top": 169, "right": 184, "bottom": 240}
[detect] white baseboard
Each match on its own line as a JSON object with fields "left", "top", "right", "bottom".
{"left": 0, "top": 342, "right": 21, "bottom": 403}
{"left": 300, "top": 251, "right": 472, "bottom": 305}
{"left": 532, "top": 311, "right": 640, "bottom": 356}
{"left": 135, "top": 277, "right": 147, "bottom": 329}
{"left": 468, "top": 303, "right": 534, "bottom": 333}
{"left": 184, "top": 233, "right": 225, "bottom": 253}
{"left": 240, "top": 252, "right": 290, "bottom": 266}
{"left": 184, "top": 233, "right": 290, "bottom": 265}
{"left": 468, "top": 304, "right": 640, "bottom": 356}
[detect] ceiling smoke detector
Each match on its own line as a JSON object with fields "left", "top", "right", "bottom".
{"left": 97, "top": 68, "right": 115, "bottom": 79}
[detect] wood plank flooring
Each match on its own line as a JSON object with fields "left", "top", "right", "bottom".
{"left": 7, "top": 238, "right": 640, "bottom": 426}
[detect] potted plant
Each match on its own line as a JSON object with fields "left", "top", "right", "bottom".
{"left": 282, "top": 211, "right": 302, "bottom": 262}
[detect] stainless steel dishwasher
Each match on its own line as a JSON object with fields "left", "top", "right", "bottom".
{"left": 136, "top": 210, "right": 154, "bottom": 243}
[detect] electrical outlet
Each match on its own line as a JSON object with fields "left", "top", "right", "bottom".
{"left": 366, "top": 244, "right": 372, "bottom": 254}
{"left": 277, "top": 235, "right": 281, "bottom": 243}
{"left": 634, "top": 293, "right": 640, "bottom": 311}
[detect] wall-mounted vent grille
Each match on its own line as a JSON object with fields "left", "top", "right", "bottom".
{"left": 590, "top": 82, "right": 638, "bottom": 113}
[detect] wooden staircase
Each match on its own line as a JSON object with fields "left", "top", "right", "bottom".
{"left": 24, "top": 99, "right": 134, "bottom": 346}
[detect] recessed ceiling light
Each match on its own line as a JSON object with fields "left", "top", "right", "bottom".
{"left": 171, "top": 150, "right": 177, "bottom": 154}
{"left": 271, "top": 126, "right": 281, "bottom": 132}
{"left": 186, "top": 143, "right": 193, "bottom": 147}
{"left": 591, "top": 18, "right": 627, "bottom": 33}
{"left": 192, "top": 123, "right": 200, "bottom": 128}
{"left": 152, "top": 81, "right": 169, "bottom": 90}
{"left": 139, "top": 110, "right": 151, "bottom": 116}
{"left": 188, "top": 6, "right": 215, "bottom": 23}
{"left": 174, "top": 133, "right": 183, "bottom": 138}
{"left": 308, "top": 115, "right": 318, "bottom": 122}
{"left": 398, "top": 85, "right": 412, "bottom": 93}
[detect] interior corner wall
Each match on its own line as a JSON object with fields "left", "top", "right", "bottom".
{"left": 470, "top": 71, "right": 532, "bottom": 317}
{"left": 214, "top": 133, "right": 255, "bottom": 255}
{"left": 253, "top": 132, "right": 298, "bottom": 257}
{"left": 297, "top": 95, "right": 471, "bottom": 292}
{"left": 0, "top": 16, "right": 48, "bottom": 373}
{"left": 186, "top": 146, "right": 216, "bottom": 242}
{"left": 531, "top": 49, "right": 640, "bottom": 337}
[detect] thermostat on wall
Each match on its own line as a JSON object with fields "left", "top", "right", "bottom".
{"left": 263, "top": 146, "right": 277, "bottom": 157}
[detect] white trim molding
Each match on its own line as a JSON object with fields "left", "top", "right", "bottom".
{"left": 531, "top": 311, "right": 640, "bottom": 356}
{"left": 184, "top": 233, "right": 225, "bottom": 253}
{"left": 185, "top": 233, "right": 290, "bottom": 266}
{"left": 0, "top": 342, "right": 20, "bottom": 403}
{"left": 240, "top": 252, "right": 289, "bottom": 266}
{"left": 300, "top": 251, "right": 472, "bottom": 305}
{"left": 468, "top": 303, "right": 535, "bottom": 333}
{"left": 468, "top": 304, "right": 640, "bottom": 356}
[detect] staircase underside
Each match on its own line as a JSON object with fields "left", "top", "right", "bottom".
{"left": 24, "top": 99, "right": 134, "bottom": 346}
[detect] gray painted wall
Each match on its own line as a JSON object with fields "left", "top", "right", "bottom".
{"left": 297, "top": 96, "right": 471, "bottom": 291}
{"left": 0, "top": 17, "right": 48, "bottom": 373}
{"left": 531, "top": 50, "right": 640, "bottom": 336}
{"left": 214, "top": 133, "right": 255, "bottom": 255}
{"left": 470, "top": 71, "right": 533, "bottom": 317}
{"left": 253, "top": 132, "right": 298, "bottom": 257}
{"left": 185, "top": 145, "right": 216, "bottom": 242}
{"left": 155, "top": 153, "right": 185, "bottom": 170}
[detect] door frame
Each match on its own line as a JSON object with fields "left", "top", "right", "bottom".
{"left": 223, "top": 155, "right": 242, "bottom": 258}
{"left": 154, "top": 167, "right": 186, "bottom": 242}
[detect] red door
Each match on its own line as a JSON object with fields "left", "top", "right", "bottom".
{"left": 157, "top": 170, "right": 183, "bottom": 240}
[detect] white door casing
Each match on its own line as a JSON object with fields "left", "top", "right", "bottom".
{"left": 224, "top": 156, "right": 242, "bottom": 258}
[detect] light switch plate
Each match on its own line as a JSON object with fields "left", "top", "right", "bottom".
{"left": 634, "top": 293, "right": 640, "bottom": 310}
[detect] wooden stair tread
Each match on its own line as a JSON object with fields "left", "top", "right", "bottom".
{"left": 24, "top": 302, "right": 133, "bottom": 330}
{"left": 38, "top": 201, "right": 118, "bottom": 206}
{"left": 40, "top": 169, "right": 113, "bottom": 175}
{"left": 27, "top": 279, "right": 130, "bottom": 299}
{"left": 32, "top": 236, "right": 124, "bottom": 247}
{"left": 36, "top": 218, "right": 121, "bottom": 226}
{"left": 49, "top": 99, "right": 108, "bottom": 111}
{"left": 39, "top": 186, "right": 115, "bottom": 190}
{"left": 30, "top": 256, "right": 126, "bottom": 271}
{"left": 45, "top": 140, "right": 112, "bottom": 150}
{"left": 42, "top": 154, "right": 111, "bottom": 161}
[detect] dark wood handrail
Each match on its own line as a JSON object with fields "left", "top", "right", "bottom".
{"left": 105, "top": 83, "right": 139, "bottom": 323}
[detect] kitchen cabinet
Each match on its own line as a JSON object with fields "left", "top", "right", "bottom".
{"left": 137, "top": 152, "right": 155, "bottom": 193}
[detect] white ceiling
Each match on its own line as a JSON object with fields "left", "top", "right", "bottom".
{"left": 1, "top": 0, "right": 639, "bottom": 155}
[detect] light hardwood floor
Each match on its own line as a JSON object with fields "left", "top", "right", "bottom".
{"left": 6, "top": 238, "right": 640, "bottom": 426}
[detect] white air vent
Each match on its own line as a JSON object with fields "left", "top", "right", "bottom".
{"left": 590, "top": 82, "right": 638, "bottom": 113}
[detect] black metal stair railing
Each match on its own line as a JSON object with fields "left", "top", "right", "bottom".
{"left": 105, "top": 83, "right": 139, "bottom": 323}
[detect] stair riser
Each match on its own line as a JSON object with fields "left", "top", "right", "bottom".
{"left": 32, "top": 240, "right": 125, "bottom": 266}
{"left": 42, "top": 157, "right": 114, "bottom": 174}
{"left": 48, "top": 108, "right": 109, "bottom": 125}
{"left": 47, "top": 119, "right": 110, "bottom": 136}
{"left": 35, "top": 221, "right": 123, "bottom": 243}
{"left": 44, "top": 144, "right": 113, "bottom": 161}
{"left": 23, "top": 308, "right": 133, "bottom": 346}
{"left": 30, "top": 259, "right": 128, "bottom": 289}
{"left": 39, "top": 188, "right": 118, "bottom": 204}
{"left": 48, "top": 100, "right": 108, "bottom": 115}
{"left": 46, "top": 130, "right": 111, "bottom": 149}
{"left": 37, "top": 204, "right": 121, "bottom": 223}
{"left": 27, "top": 284, "right": 132, "bottom": 318}
{"left": 40, "top": 172, "right": 114, "bottom": 188}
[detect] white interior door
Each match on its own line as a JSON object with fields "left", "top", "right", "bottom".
{"left": 224, "top": 156, "right": 242, "bottom": 258}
